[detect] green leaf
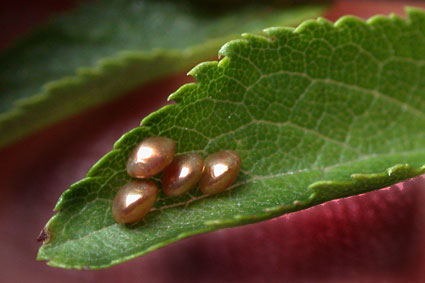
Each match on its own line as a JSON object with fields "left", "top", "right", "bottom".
{"left": 37, "top": 8, "right": 425, "bottom": 269}
{"left": 0, "top": 1, "right": 324, "bottom": 147}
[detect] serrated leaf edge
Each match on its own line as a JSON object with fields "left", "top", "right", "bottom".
{"left": 38, "top": 7, "right": 425, "bottom": 269}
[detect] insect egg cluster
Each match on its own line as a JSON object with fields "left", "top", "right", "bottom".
{"left": 112, "top": 136, "right": 241, "bottom": 224}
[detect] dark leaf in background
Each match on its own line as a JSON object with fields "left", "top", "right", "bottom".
{"left": 0, "top": 0, "right": 324, "bottom": 147}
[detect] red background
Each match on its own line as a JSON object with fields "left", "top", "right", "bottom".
{"left": 0, "top": 1, "right": 424, "bottom": 282}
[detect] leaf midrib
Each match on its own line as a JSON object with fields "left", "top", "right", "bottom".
{"left": 50, "top": 61, "right": 425, "bottom": 249}
{"left": 45, "top": 146, "right": 425, "bottom": 256}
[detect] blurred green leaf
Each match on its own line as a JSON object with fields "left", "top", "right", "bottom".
{"left": 0, "top": 0, "right": 324, "bottom": 147}
{"left": 37, "top": 8, "right": 425, "bottom": 269}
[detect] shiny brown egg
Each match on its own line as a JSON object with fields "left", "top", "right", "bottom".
{"left": 112, "top": 180, "right": 158, "bottom": 224}
{"left": 199, "top": 150, "right": 241, "bottom": 195}
{"left": 161, "top": 153, "right": 204, "bottom": 197}
{"left": 126, "top": 136, "right": 175, "bottom": 178}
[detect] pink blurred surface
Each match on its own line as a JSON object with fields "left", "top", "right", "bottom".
{"left": 0, "top": 1, "right": 424, "bottom": 282}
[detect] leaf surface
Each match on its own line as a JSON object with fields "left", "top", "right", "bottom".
{"left": 38, "top": 8, "right": 425, "bottom": 269}
{"left": 0, "top": 0, "right": 324, "bottom": 147}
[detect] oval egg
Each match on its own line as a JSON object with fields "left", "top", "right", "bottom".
{"left": 199, "top": 150, "right": 241, "bottom": 195}
{"left": 162, "top": 153, "right": 204, "bottom": 197}
{"left": 126, "top": 136, "right": 175, "bottom": 178}
{"left": 112, "top": 180, "right": 158, "bottom": 224}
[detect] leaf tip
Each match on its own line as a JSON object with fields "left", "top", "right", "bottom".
{"left": 36, "top": 226, "right": 52, "bottom": 245}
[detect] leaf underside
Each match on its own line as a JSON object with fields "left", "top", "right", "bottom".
{"left": 0, "top": 0, "right": 324, "bottom": 147}
{"left": 38, "top": 8, "right": 425, "bottom": 269}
